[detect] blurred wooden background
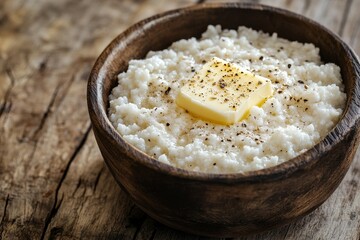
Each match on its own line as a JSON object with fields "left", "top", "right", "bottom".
{"left": 0, "top": 0, "right": 359, "bottom": 239}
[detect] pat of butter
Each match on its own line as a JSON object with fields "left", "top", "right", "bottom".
{"left": 176, "top": 57, "right": 273, "bottom": 125}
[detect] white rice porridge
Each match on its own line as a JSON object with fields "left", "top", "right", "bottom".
{"left": 108, "top": 25, "right": 346, "bottom": 173}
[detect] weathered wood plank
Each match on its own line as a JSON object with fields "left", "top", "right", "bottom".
{"left": 0, "top": 0, "right": 190, "bottom": 239}
{"left": 341, "top": 0, "right": 360, "bottom": 54}
{"left": 240, "top": 1, "right": 360, "bottom": 239}
{"left": 0, "top": 0, "right": 359, "bottom": 239}
{"left": 0, "top": 0, "right": 196, "bottom": 239}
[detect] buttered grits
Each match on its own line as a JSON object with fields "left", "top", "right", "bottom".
{"left": 108, "top": 25, "right": 346, "bottom": 173}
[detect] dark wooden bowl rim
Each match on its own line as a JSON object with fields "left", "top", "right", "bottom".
{"left": 88, "top": 2, "right": 360, "bottom": 183}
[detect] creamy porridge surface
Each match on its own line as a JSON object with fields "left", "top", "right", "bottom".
{"left": 108, "top": 25, "right": 346, "bottom": 173}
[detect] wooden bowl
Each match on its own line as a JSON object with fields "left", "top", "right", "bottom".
{"left": 87, "top": 3, "right": 360, "bottom": 237}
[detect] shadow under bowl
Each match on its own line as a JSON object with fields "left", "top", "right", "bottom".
{"left": 87, "top": 3, "right": 360, "bottom": 237}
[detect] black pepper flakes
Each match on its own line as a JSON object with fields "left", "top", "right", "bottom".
{"left": 287, "top": 64, "right": 292, "bottom": 69}
{"left": 164, "top": 87, "right": 171, "bottom": 95}
{"left": 219, "top": 79, "right": 227, "bottom": 88}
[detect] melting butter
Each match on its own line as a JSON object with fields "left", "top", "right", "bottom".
{"left": 176, "top": 57, "right": 273, "bottom": 125}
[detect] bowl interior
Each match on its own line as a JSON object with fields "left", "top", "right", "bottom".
{"left": 88, "top": 3, "right": 360, "bottom": 180}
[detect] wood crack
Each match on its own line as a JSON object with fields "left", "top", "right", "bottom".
{"left": 338, "top": 0, "right": 353, "bottom": 37}
{"left": 31, "top": 87, "right": 59, "bottom": 140}
{"left": 0, "top": 68, "right": 15, "bottom": 118}
{"left": 0, "top": 194, "right": 10, "bottom": 225}
{"left": 0, "top": 194, "right": 10, "bottom": 236}
{"left": 31, "top": 72, "right": 77, "bottom": 141}
{"left": 25, "top": 86, "right": 61, "bottom": 170}
{"left": 93, "top": 166, "right": 104, "bottom": 193}
{"left": 40, "top": 125, "right": 92, "bottom": 240}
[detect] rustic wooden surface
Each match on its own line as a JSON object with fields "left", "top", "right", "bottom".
{"left": 0, "top": 0, "right": 359, "bottom": 239}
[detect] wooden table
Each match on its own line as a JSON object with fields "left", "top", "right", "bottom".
{"left": 1, "top": 0, "right": 359, "bottom": 239}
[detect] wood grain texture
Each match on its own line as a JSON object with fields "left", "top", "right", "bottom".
{"left": 1, "top": 0, "right": 359, "bottom": 239}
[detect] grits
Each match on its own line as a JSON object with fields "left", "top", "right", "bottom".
{"left": 108, "top": 25, "right": 346, "bottom": 173}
